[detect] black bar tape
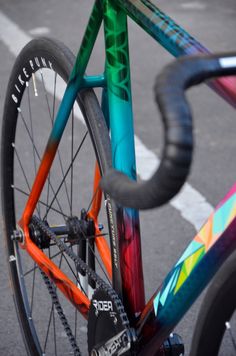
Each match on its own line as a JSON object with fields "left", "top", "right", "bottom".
{"left": 101, "top": 52, "right": 236, "bottom": 209}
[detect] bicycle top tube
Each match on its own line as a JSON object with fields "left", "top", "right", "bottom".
{"left": 98, "top": 0, "right": 236, "bottom": 108}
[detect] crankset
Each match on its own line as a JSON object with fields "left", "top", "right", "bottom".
{"left": 88, "top": 288, "right": 135, "bottom": 355}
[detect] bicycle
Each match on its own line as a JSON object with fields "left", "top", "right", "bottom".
{"left": 1, "top": 0, "right": 236, "bottom": 355}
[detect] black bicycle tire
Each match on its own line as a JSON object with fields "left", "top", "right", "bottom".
{"left": 1, "top": 37, "right": 118, "bottom": 355}
{"left": 190, "top": 249, "right": 236, "bottom": 356}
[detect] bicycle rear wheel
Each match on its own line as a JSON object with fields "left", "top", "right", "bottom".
{"left": 190, "top": 250, "right": 236, "bottom": 356}
{"left": 1, "top": 37, "right": 116, "bottom": 355}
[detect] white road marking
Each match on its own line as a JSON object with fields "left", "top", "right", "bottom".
{"left": 180, "top": 2, "right": 207, "bottom": 10}
{"left": 29, "top": 27, "right": 50, "bottom": 36}
{"left": 0, "top": 11, "right": 213, "bottom": 230}
{"left": 135, "top": 136, "right": 212, "bottom": 230}
{"left": 0, "top": 12, "right": 31, "bottom": 56}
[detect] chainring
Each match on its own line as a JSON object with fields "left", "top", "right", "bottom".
{"left": 88, "top": 288, "right": 131, "bottom": 355}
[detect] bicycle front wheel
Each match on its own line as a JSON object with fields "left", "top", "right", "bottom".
{"left": 190, "top": 249, "right": 236, "bottom": 356}
{"left": 1, "top": 37, "right": 116, "bottom": 355}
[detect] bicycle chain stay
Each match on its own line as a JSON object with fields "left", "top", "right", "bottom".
{"left": 31, "top": 215, "right": 133, "bottom": 355}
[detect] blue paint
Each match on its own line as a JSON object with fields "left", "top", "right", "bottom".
{"left": 109, "top": 93, "right": 136, "bottom": 180}
{"left": 50, "top": 79, "right": 81, "bottom": 142}
{"left": 213, "top": 194, "right": 236, "bottom": 235}
{"left": 82, "top": 74, "right": 106, "bottom": 88}
{"left": 176, "top": 240, "right": 204, "bottom": 266}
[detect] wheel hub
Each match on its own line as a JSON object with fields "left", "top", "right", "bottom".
{"left": 28, "top": 208, "right": 95, "bottom": 249}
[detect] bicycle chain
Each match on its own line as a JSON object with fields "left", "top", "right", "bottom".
{"left": 31, "top": 215, "right": 131, "bottom": 355}
{"left": 40, "top": 269, "right": 81, "bottom": 356}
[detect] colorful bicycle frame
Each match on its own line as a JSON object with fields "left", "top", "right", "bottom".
{"left": 18, "top": 0, "right": 236, "bottom": 354}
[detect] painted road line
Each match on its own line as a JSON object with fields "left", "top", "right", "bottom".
{"left": 0, "top": 10, "right": 213, "bottom": 230}
{"left": 134, "top": 136, "right": 213, "bottom": 230}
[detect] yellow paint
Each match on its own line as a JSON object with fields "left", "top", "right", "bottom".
{"left": 174, "top": 267, "right": 187, "bottom": 294}
{"left": 184, "top": 246, "right": 205, "bottom": 275}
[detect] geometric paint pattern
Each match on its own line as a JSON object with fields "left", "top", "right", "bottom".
{"left": 154, "top": 184, "right": 236, "bottom": 315}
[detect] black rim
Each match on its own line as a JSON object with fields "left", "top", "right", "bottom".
{"left": 2, "top": 39, "right": 112, "bottom": 355}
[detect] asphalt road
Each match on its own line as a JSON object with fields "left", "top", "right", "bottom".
{"left": 0, "top": 0, "right": 236, "bottom": 355}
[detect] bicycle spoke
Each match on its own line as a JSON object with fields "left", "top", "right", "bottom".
{"left": 53, "top": 305, "right": 58, "bottom": 356}
{"left": 86, "top": 184, "right": 101, "bottom": 215}
{"left": 13, "top": 145, "right": 32, "bottom": 193}
{"left": 88, "top": 241, "right": 111, "bottom": 285}
{"left": 52, "top": 72, "right": 57, "bottom": 122}
{"left": 43, "top": 305, "right": 54, "bottom": 353}
{"left": 27, "top": 81, "right": 41, "bottom": 217}
{"left": 13, "top": 144, "right": 40, "bottom": 217}
{"left": 39, "top": 69, "right": 53, "bottom": 119}
{"left": 12, "top": 185, "right": 68, "bottom": 219}
{"left": 16, "top": 107, "right": 67, "bottom": 220}
{"left": 70, "top": 109, "right": 74, "bottom": 216}
{"left": 79, "top": 227, "right": 111, "bottom": 286}
{"left": 46, "top": 171, "right": 51, "bottom": 213}
{"left": 43, "top": 252, "right": 63, "bottom": 354}
{"left": 61, "top": 251, "right": 87, "bottom": 294}
{"left": 44, "top": 131, "right": 88, "bottom": 220}
{"left": 30, "top": 262, "right": 37, "bottom": 314}
{"left": 46, "top": 72, "right": 57, "bottom": 209}
{"left": 23, "top": 250, "right": 63, "bottom": 277}
{"left": 40, "top": 69, "right": 71, "bottom": 212}
{"left": 17, "top": 107, "right": 41, "bottom": 163}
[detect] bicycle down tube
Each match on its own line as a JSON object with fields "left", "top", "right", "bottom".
{"left": 136, "top": 183, "right": 236, "bottom": 353}
{"left": 17, "top": 0, "right": 236, "bottom": 348}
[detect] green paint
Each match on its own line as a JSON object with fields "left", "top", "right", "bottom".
{"left": 104, "top": 0, "right": 136, "bottom": 177}
{"left": 70, "top": 0, "right": 103, "bottom": 83}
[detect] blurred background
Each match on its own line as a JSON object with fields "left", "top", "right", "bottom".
{"left": 0, "top": 0, "right": 235, "bottom": 354}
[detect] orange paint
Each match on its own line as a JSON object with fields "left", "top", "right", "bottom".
{"left": 19, "top": 145, "right": 111, "bottom": 315}
{"left": 22, "top": 224, "right": 90, "bottom": 317}
{"left": 89, "top": 162, "right": 102, "bottom": 219}
{"left": 18, "top": 140, "right": 91, "bottom": 316}
{"left": 22, "top": 141, "right": 59, "bottom": 228}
